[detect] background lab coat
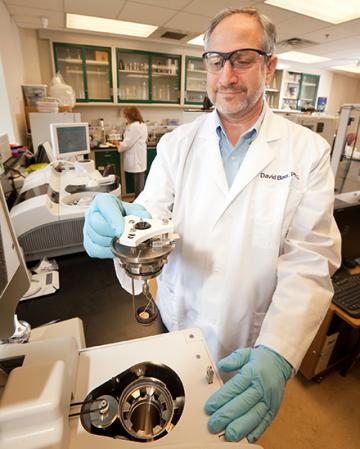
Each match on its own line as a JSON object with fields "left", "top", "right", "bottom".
{"left": 115, "top": 106, "right": 341, "bottom": 370}
{"left": 119, "top": 121, "right": 148, "bottom": 173}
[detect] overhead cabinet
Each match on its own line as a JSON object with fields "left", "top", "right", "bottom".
{"left": 52, "top": 43, "right": 321, "bottom": 111}
{"left": 117, "top": 49, "right": 181, "bottom": 104}
{"left": 53, "top": 43, "right": 113, "bottom": 102}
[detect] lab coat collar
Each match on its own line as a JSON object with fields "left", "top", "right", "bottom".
{"left": 196, "top": 106, "right": 282, "bottom": 221}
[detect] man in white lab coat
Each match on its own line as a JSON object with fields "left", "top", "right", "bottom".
{"left": 84, "top": 8, "right": 341, "bottom": 444}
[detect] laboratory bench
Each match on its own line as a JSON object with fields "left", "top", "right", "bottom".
{"left": 17, "top": 251, "right": 166, "bottom": 348}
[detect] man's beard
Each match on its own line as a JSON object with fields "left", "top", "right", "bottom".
{"left": 209, "top": 81, "right": 265, "bottom": 117}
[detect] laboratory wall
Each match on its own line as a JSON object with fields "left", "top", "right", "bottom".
{"left": 0, "top": 0, "right": 26, "bottom": 144}
{"left": 19, "top": 28, "right": 43, "bottom": 84}
{"left": 326, "top": 74, "right": 360, "bottom": 115}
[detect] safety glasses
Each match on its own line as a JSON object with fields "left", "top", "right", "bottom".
{"left": 202, "top": 48, "right": 272, "bottom": 73}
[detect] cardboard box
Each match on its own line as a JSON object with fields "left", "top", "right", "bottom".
{"left": 314, "top": 332, "right": 339, "bottom": 374}
{"left": 22, "top": 84, "right": 47, "bottom": 106}
{"left": 95, "top": 51, "right": 108, "bottom": 62}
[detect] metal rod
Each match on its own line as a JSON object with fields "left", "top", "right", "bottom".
{"left": 69, "top": 398, "right": 108, "bottom": 418}
{"left": 131, "top": 278, "right": 136, "bottom": 318}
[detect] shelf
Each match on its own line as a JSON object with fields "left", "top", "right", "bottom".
{"left": 186, "top": 88, "right": 206, "bottom": 92}
{"left": 57, "top": 58, "right": 82, "bottom": 64}
{"left": 265, "top": 88, "right": 279, "bottom": 92}
{"left": 58, "top": 58, "right": 109, "bottom": 66}
{"left": 87, "top": 71, "right": 108, "bottom": 76}
{"left": 187, "top": 69, "right": 207, "bottom": 74}
{"left": 187, "top": 77, "right": 206, "bottom": 81}
{"left": 152, "top": 72, "right": 178, "bottom": 77}
{"left": 86, "top": 59, "right": 109, "bottom": 66}
{"left": 119, "top": 70, "right": 148, "bottom": 75}
{"left": 302, "top": 82, "right": 317, "bottom": 86}
{"left": 66, "top": 69, "right": 84, "bottom": 75}
{"left": 68, "top": 69, "right": 108, "bottom": 76}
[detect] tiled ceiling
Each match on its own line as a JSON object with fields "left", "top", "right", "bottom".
{"left": 3, "top": 0, "right": 360, "bottom": 76}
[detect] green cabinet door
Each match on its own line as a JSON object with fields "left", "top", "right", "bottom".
{"left": 53, "top": 43, "right": 113, "bottom": 103}
{"left": 297, "top": 74, "right": 320, "bottom": 110}
{"left": 117, "top": 49, "right": 181, "bottom": 104}
{"left": 185, "top": 56, "right": 207, "bottom": 105}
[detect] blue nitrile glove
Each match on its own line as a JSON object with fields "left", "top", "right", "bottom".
{"left": 83, "top": 193, "right": 151, "bottom": 259}
{"left": 205, "top": 346, "right": 292, "bottom": 443}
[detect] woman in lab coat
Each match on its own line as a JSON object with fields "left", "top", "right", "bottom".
{"left": 115, "top": 106, "right": 148, "bottom": 197}
{"left": 84, "top": 7, "right": 341, "bottom": 444}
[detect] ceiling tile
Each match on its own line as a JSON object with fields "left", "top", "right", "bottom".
{"left": 255, "top": 2, "right": 298, "bottom": 24}
{"left": 163, "top": 11, "right": 211, "bottom": 34}
{"left": 276, "top": 16, "right": 329, "bottom": 42}
{"left": 126, "top": 0, "right": 189, "bottom": 9}
{"left": 4, "top": 0, "right": 63, "bottom": 11}
{"left": 301, "top": 19, "right": 360, "bottom": 44}
{"left": 64, "top": 0, "right": 125, "bottom": 19}
{"left": 184, "top": 0, "right": 258, "bottom": 17}
{"left": 11, "top": 9, "right": 65, "bottom": 28}
{"left": 117, "top": 2, "right": 177, "bottom": 26}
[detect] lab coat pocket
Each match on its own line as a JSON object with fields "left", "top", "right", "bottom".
{"left": 251, "top": 185, "right": 283, "bottom": 250}
{"left": 251, "top": 181, "right": 303, "bottom": 250}
{"left": 281, "top": 183, "right": 304, "bottom": 237}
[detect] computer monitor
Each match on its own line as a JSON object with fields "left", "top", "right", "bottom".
{"left": 50, "top": 122, "right": 90, "bottom": 160}
{"left": 0, "top": 183, "right": 30, "bottom": 340}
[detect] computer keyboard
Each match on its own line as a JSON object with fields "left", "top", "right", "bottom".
{"left": 332, "top": 274, "right": 360, "bottom": 318}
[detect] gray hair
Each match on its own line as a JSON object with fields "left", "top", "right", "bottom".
{"left": 203, "top": 8, "right": 277, "bottom": 54}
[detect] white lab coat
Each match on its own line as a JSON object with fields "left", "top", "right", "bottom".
{"left": 116, "top": 106, "right": 341, "bottom": 370}
{"left": 119, "top": 121, "right": 148, "bottom": 173}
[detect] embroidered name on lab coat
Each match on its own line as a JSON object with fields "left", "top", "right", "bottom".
{"left": 260, "top": 171, "right": 299, "bottom": 181}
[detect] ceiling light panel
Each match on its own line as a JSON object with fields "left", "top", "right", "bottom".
{"left": 66, "top": 13, "right": 157, "bottom": 37}
{"left": 277, "top": 51, "right": 330, "bottom": 63}
{"left": 187, "top": 34, "right": 204, "bottom": 46}
{"left": 331, "top": 64, "right": 360, "bottom": 74}
{"left": 264, "top": 0, "right": 360, "bottom": 24}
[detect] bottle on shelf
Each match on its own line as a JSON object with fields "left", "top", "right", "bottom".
{"left": 142, "top": 81, "right": 147, "bottom": 100}
{"left": 99, "top": 118, "right": 106, "bottom": 144}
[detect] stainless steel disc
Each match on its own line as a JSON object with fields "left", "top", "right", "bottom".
{"left": 112, "top": 238, "right": 175, "bottom": 280}
{"left": 89, "top": 395, "right": 118, "bottom": 429}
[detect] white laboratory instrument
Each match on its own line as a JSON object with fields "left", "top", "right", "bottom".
{"left": 10, "top": 160, "right": 120, "bottom": 261}
{"left": 0, "top": 329, "right": 262, "bottom": 449}
{"left": 29, "top": 112, "right": 81, "bottom": 154}
{"left": 10, "top": 122, "right": 120, "bottom": 261}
